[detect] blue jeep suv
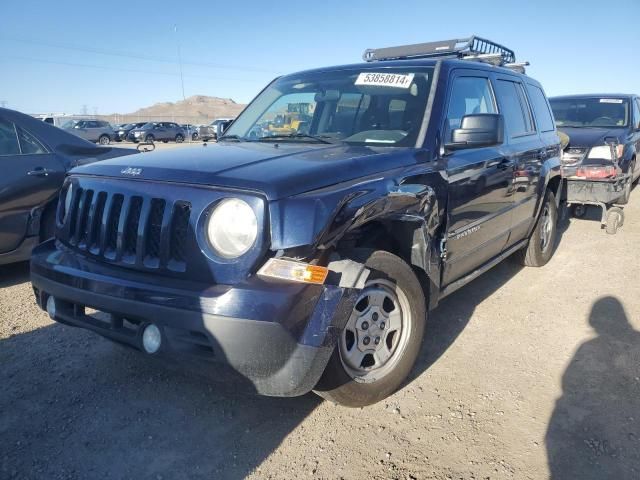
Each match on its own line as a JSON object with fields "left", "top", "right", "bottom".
{"left": 31, "top": 37, "right": 562, "bottom": 407}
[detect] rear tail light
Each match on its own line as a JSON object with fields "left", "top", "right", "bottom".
{"left": 575, "top": 165, "right": 617, "bottom": 179}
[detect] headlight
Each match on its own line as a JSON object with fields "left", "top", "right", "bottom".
{"left": 206, "top": 198, "right": 258, "bottom": 258}
{"left": 588, "top": 144, "right": 624, "bottom": 161}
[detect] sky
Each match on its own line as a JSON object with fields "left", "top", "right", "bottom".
{"left": 1, "top": 0, "right": 639, "bottom": 115}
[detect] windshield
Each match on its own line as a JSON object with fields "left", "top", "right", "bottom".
{"left": 223, "top": 67, "right": 433, "bottom": 146}
{"left": 550, "top": 97, "right": 629, "bottom": 128}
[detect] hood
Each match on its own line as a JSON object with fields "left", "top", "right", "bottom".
{"left": 70, "top": 141, "right": 419, "bottom": 200}
{"left": 557, "top": 127, "right": 627, "bottom": 148}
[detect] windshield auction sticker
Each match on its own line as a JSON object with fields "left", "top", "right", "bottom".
{"left": 355, "top": 72, "right": 415, "bottom": 88}
{"left": 599, "top": 98, "right": 623, "bottom": 103}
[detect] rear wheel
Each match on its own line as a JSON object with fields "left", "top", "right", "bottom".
{"left": 175, "top": 134, "right": 184, "bottom": 143}
{"left": 571, "top": 204, "right": 587, "bottom": 218}
{"left": 98, "top": 135, "right": 110, "bottom": 145}
{"left": 518, "top": 190, "right": 558, "bottom": 267}
{"left": 314, "top": 250, "right": 426, "bottom": 407}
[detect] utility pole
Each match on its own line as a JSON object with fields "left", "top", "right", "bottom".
{"left": 81, "top": 104, "right": 88, "bottom": 116}
{"left": 0, "top": 100, "right": 7, "bottom": 108}
{"left": 174, "top": 24, "right": 190, "bottom": 142}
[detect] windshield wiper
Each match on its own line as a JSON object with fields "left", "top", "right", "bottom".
{"left": 257, "top": 133, "right": 334, "bottom": 144}
{"left": 218, "top": 135, "right": 244, "bottom": 142}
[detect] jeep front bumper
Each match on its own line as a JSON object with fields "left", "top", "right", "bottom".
{"left": 31, "top": 240, "right": 358, "bottom": 397}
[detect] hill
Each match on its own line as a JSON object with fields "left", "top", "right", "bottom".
{"left": 110, "top": 95, "right": 246, "bottom": 125}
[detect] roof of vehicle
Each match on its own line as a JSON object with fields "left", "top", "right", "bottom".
{"left": 281, "top": 58, "right": 539, "bottom": 85}
{"left": 550, "top": 93, "right": 638, "bottom": 100}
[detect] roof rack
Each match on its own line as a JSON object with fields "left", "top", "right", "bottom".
{"left": 363, "top": 36, "right": 524, "bottom": 71}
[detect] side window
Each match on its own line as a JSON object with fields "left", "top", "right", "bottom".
{"left": 633, "top": 99, "right": 640, "bottom": 129}
{"left": 515, "top": 84, "right": 535, "bottom": 133}
{"left": 17, "top": 127, "right": 47, "bottom": 154}
{"left": 526, "top": 85, "right": 555, "bottom": 132}
{"left": 0, "top": 118, "right": 20, "bottom": 156}
{"left": 495, "top": 80, "right": 533, "bottom": 138}
{"left": 445, "top": 76, "right": 496, "bottom": 141}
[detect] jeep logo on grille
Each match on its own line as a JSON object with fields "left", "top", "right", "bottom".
{"left": 121, "top": 167, "right": 142, "bottom": 176}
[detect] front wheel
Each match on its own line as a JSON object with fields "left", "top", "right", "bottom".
{"left": 518, "top": 190, "right": 558, "bottom": 267}
{"left": 314, "top": 250, "right": 426, "bottom": 407}
{"left": 144, "top": 134, "right": 155, "bottom": 143}
{"left": 175, "top": 134, "right": 184, "bottom": 143}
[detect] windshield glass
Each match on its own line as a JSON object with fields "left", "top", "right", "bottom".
{"left": 223, "top": 67, "right": 433, "bottom": 146}
{"left": 550, "top": 97, "right": 629, "bottom": 128}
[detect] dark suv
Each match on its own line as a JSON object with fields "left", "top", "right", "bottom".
{"left": 31, "top": 37, "right": 562, "bottom": 407}
{"left": 550, "top": 94, "right": 640, "bottom": 204}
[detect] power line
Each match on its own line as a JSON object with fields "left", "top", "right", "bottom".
{"left": 0, "top": 34, "right": 280, "bottom": 74}
{"left": 5, "top": 55, "right": 267, "bottom": 83}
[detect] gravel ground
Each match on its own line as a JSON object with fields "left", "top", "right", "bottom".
{"left": 1, "top": 189, "right": 639, "bottom": 480}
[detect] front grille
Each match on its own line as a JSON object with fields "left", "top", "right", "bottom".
{"left": 60, "top": 188, "right": 191, "bottom": 272}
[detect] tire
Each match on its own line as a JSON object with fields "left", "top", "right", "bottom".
{"left": 144, "top": 134, "right": 155, "bottom": 143}
{"left": 518, "top": 190, "right": 558, "bottom": 267}
{"left": 175, "top": 134, "right": 184, "bottom": 143}
{"left": 98, "top": 135, "right": 110, "bottom": 145}
{"left": 606, "top": 207, "right": 624, "bottom": 234}
{"left": 571, "top": 204, "right": 587, "bottom": 218}
{"left": 192, "top": 133, "right": 198, "bottom": 141}
{"left": 314, "top": 249, "right": 426, "bottom": 407}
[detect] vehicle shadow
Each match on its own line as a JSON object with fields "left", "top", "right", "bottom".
{"left": 0, "top": 261, "right": 30, "bottom": 288}
{"left": 410, "top": 257, "right": 524, "bottom": 380}
{"left": 0, "top": 322, "right": 319, "bottom": 479}
{"left": 545, "top": 296, "right": 640, "bottom": 478}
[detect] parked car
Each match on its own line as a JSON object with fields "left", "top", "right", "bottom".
{"left": 63, "top": 119, "right": 115, "bottom": 145}
{"left": 31, "top": 36, "right": 562, "bottom": 407}
{"left": 0, "top": 108, "right": 137, "bottom": 265}
{"left": 181, "top": 124, "right": 200, "bottom": 141}
{"left": 114, "top": 122, "right": 147, "bottom": 142}
{"left": 550, "top": 94, "right": 640, "bottom": 205}
{"left": 199, "top": 118, "right": 234, "bottom": 141}
{"left": 128, "top": 122, "right": 186, "bottom": 143}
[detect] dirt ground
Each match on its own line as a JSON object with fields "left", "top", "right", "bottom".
{"left": 1, "top": 184, "right": 639, "bottom": 479}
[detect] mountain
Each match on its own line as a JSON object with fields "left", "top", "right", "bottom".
{"left": 109, "top": 95, "right": 246, "bottom": 125}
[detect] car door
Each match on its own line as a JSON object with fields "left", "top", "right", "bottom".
{"left": 493, "top": 75, "right": 543, "bottom": 247}
{"left": 154, "top": 122, "right": 168, "bottom": 140}
{"left": 73, "top": 121, "right": 90, "bottom": 141}
{"left": 0, "top": 116, "right": 65, "bottom": 254}
{"left": 441, "top": 71, "right": 515, "bottom": 286}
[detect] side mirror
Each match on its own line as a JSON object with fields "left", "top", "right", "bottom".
{"left": 446, "top": 114, "right": 504, "bottom": 151}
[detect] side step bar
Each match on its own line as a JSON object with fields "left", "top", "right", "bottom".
{"left": 439, "top": 239, "right": 527, "bottom": 300}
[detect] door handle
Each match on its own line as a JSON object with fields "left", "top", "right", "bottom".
{"left": 27, "top": 167, "right": 49, "bottom": 177}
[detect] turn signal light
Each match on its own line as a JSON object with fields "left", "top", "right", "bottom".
{"left": 258, "top": 259, "right": 328, "bottom": 284}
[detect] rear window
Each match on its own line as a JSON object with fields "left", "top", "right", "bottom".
{"left": 527, "top": 85, "right": 555, "bottom": 132}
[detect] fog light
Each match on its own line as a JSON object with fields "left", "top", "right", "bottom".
{"left": 142, "top": 324, "right": 162, "bottom": 354}
{"left": 46, "top": 296, "right": 56, "bottom": 319}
